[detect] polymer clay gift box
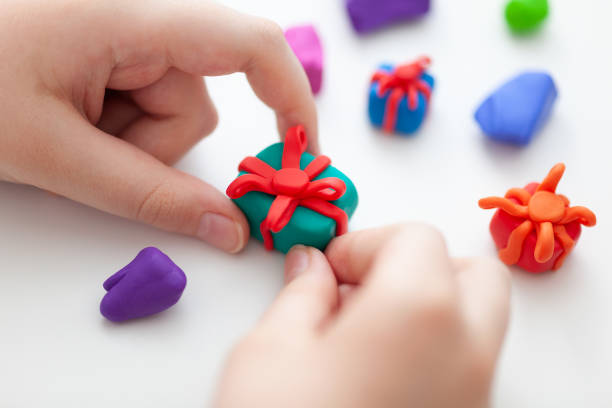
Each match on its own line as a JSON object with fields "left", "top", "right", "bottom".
{"left": 227, "top": 126, "right": 358, "bottom": 253}
{"left": 369, "top": 57, "right": 434, "bottom": 135}
{"left": 479, "top": 164, "right": 596, "bottom": 273}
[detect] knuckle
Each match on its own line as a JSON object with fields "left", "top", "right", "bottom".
{"left": 413, "top": 223, "right": 447, "bottom": 250}
{"left": 189, "top": 86, "right": 218, "bottom": 140}
{"left": 197, "top": 104, "right": 219, "bottom": 138}
{"left": 390, "top": 222, "right": 447, "bottom": 251}
{"left": 412, "top": 287, "right": 458, "bottom": 330}
{"left": 253, "top": 18, "right": 285, "bottom": 47}
{"left": 422, "top": 292, "right": 456, "bottom": 321}
{"left": 135, "top": 182, "right": 181, "bottom": 228}
{"left": 378, "top": 288, "right": 455, "bottom": 331}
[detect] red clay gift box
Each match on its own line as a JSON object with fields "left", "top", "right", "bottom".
{"left": 479, "top": 163, "right": 596, "bottom": 273}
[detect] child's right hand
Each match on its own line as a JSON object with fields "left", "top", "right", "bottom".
{"left": 214, "top": 224, "right": 511, "bottom": 408}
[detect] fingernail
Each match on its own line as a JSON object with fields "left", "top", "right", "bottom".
{"left": 285, "top": 245, "right": 311, "bottom": 283}
{"left": 197, "top": 213, "right": 244, "bottom": 253}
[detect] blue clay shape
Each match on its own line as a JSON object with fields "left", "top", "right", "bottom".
{"left": 475, "top": 71, "right": 557, "bottom": 146}
{"left": 369, "top": 64, "right": 434, "bottom": 135}
{"left": 100, "top": 247, "right": 187, "bottom": 322}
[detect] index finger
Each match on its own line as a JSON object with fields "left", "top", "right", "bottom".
{"left": 106, "top": 1, "right": 319, "bottom": 152}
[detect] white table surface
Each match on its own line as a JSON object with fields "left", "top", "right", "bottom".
{"left": 1, "top": 0, "right": 611, "bottom": 406}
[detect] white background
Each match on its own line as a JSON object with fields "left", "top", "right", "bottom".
{"left": 1, "top": 0, "right": 611, "bottom": 407}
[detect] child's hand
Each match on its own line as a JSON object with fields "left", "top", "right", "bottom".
{"left": 0, "top": 0, "right": 316, "bottom": 253}
{"left": 214, "top": 224, "right": 511, "bottom": 408}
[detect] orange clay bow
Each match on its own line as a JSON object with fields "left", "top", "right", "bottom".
{"left": 371, "top": 56, "right": 432, "bottom": 133}
{"left": 479, "top": 163, "right": 596, "bottom": 269}
{"left": 226, "top": 125, "right": 348, "bottom": 250}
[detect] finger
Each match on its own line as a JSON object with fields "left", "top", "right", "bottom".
{"left": 326, "top": 223, "right": 454, "bottom": 289}
{"left": 18, "top": 101, "right": 248, "bottom": 253}
{"left": 325, "top": 226, "right": 395, "bottom": 285}
{"left": 98, "top": 69, "right": 218, "bottom": 165}
{"left": 258, "top": 245, "right": 338, "bottom": 335}
{"left": 454, "top": 257, "right": 512, "bottom": 356}
{"left": 120, "top": 70, "right": 218, "bottom": 164}
{"left": 325, "top": 223, "right": 457, "bottom": 334}
{"left": 105, "top": 1, "right": 318, "bottom": 153}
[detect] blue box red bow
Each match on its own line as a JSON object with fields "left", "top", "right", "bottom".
{"left": 368, "top": 57, "right": 434, "bottom": 135}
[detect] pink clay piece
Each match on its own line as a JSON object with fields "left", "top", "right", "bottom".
{"left": 285, "top": 25, "right": 323, "bottom": 95}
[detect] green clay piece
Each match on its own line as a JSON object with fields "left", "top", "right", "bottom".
{"left": 505, "top": 0, "right": 548, "bottom": 32}
{"left": 232, "top": 143, "right": 358, "bottom": 253}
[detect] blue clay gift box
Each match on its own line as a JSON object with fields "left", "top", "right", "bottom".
{"left": 368, "top": 59, "right": 434, "bottom": 135}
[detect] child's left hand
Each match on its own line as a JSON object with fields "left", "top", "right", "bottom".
{"left": 0, "top": 0, "right": 317, "bottom": 253}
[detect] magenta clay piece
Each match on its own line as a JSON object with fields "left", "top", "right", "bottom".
{"left": 285, "top": 25, "right": 323, "bottom": 95}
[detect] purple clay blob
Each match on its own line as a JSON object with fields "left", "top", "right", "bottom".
{"left": 345, "top": 0, "right": 430, "bottom": 33}
{"left": 284, "top": 24, "right": 323, "bottom": 95}
{"left": 100, "top": 247, "right": 187, "bottom": 322}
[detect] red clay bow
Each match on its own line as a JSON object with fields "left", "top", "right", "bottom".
{"left": 226, "top": 125, "right": 349, "bottom": 250}
{"left": 371, "top": 56, "right": 432, "bottom": 132}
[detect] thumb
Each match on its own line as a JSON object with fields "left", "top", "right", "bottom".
{"left": 132, "top": 170, "right": 249, "bottom": 253}
{"left": 258, "top": 246, "right": 339, "bottom": 335}
{"left": 21, "top": 105, "right": 248, "bottom": 253}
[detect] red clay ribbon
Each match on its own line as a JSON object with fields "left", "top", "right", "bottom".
{"left": 371, "top": 56, "right": 432, "bottom": 133}
{"left": 226, "top": 125, "right": 349, "bottom": 250}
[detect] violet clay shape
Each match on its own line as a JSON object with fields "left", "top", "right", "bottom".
{"left": 100, "top": 247, "right": 186, "bottom": 322}
{"left": 345, "top": 0, "right": 430, "bottom": 33}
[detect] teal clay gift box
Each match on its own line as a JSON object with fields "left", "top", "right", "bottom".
{"left": 227, "top": 126, "right": 358, "bottom": 253}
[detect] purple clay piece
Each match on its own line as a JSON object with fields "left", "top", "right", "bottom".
{"left": 284, "top": 25, "right": 323, "bottom": 95}
{"left": 345, "top": 0, "right": 430, "bottom": 33}
{"left": 100, "top": 247, "right": 186, "bottom": 322}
